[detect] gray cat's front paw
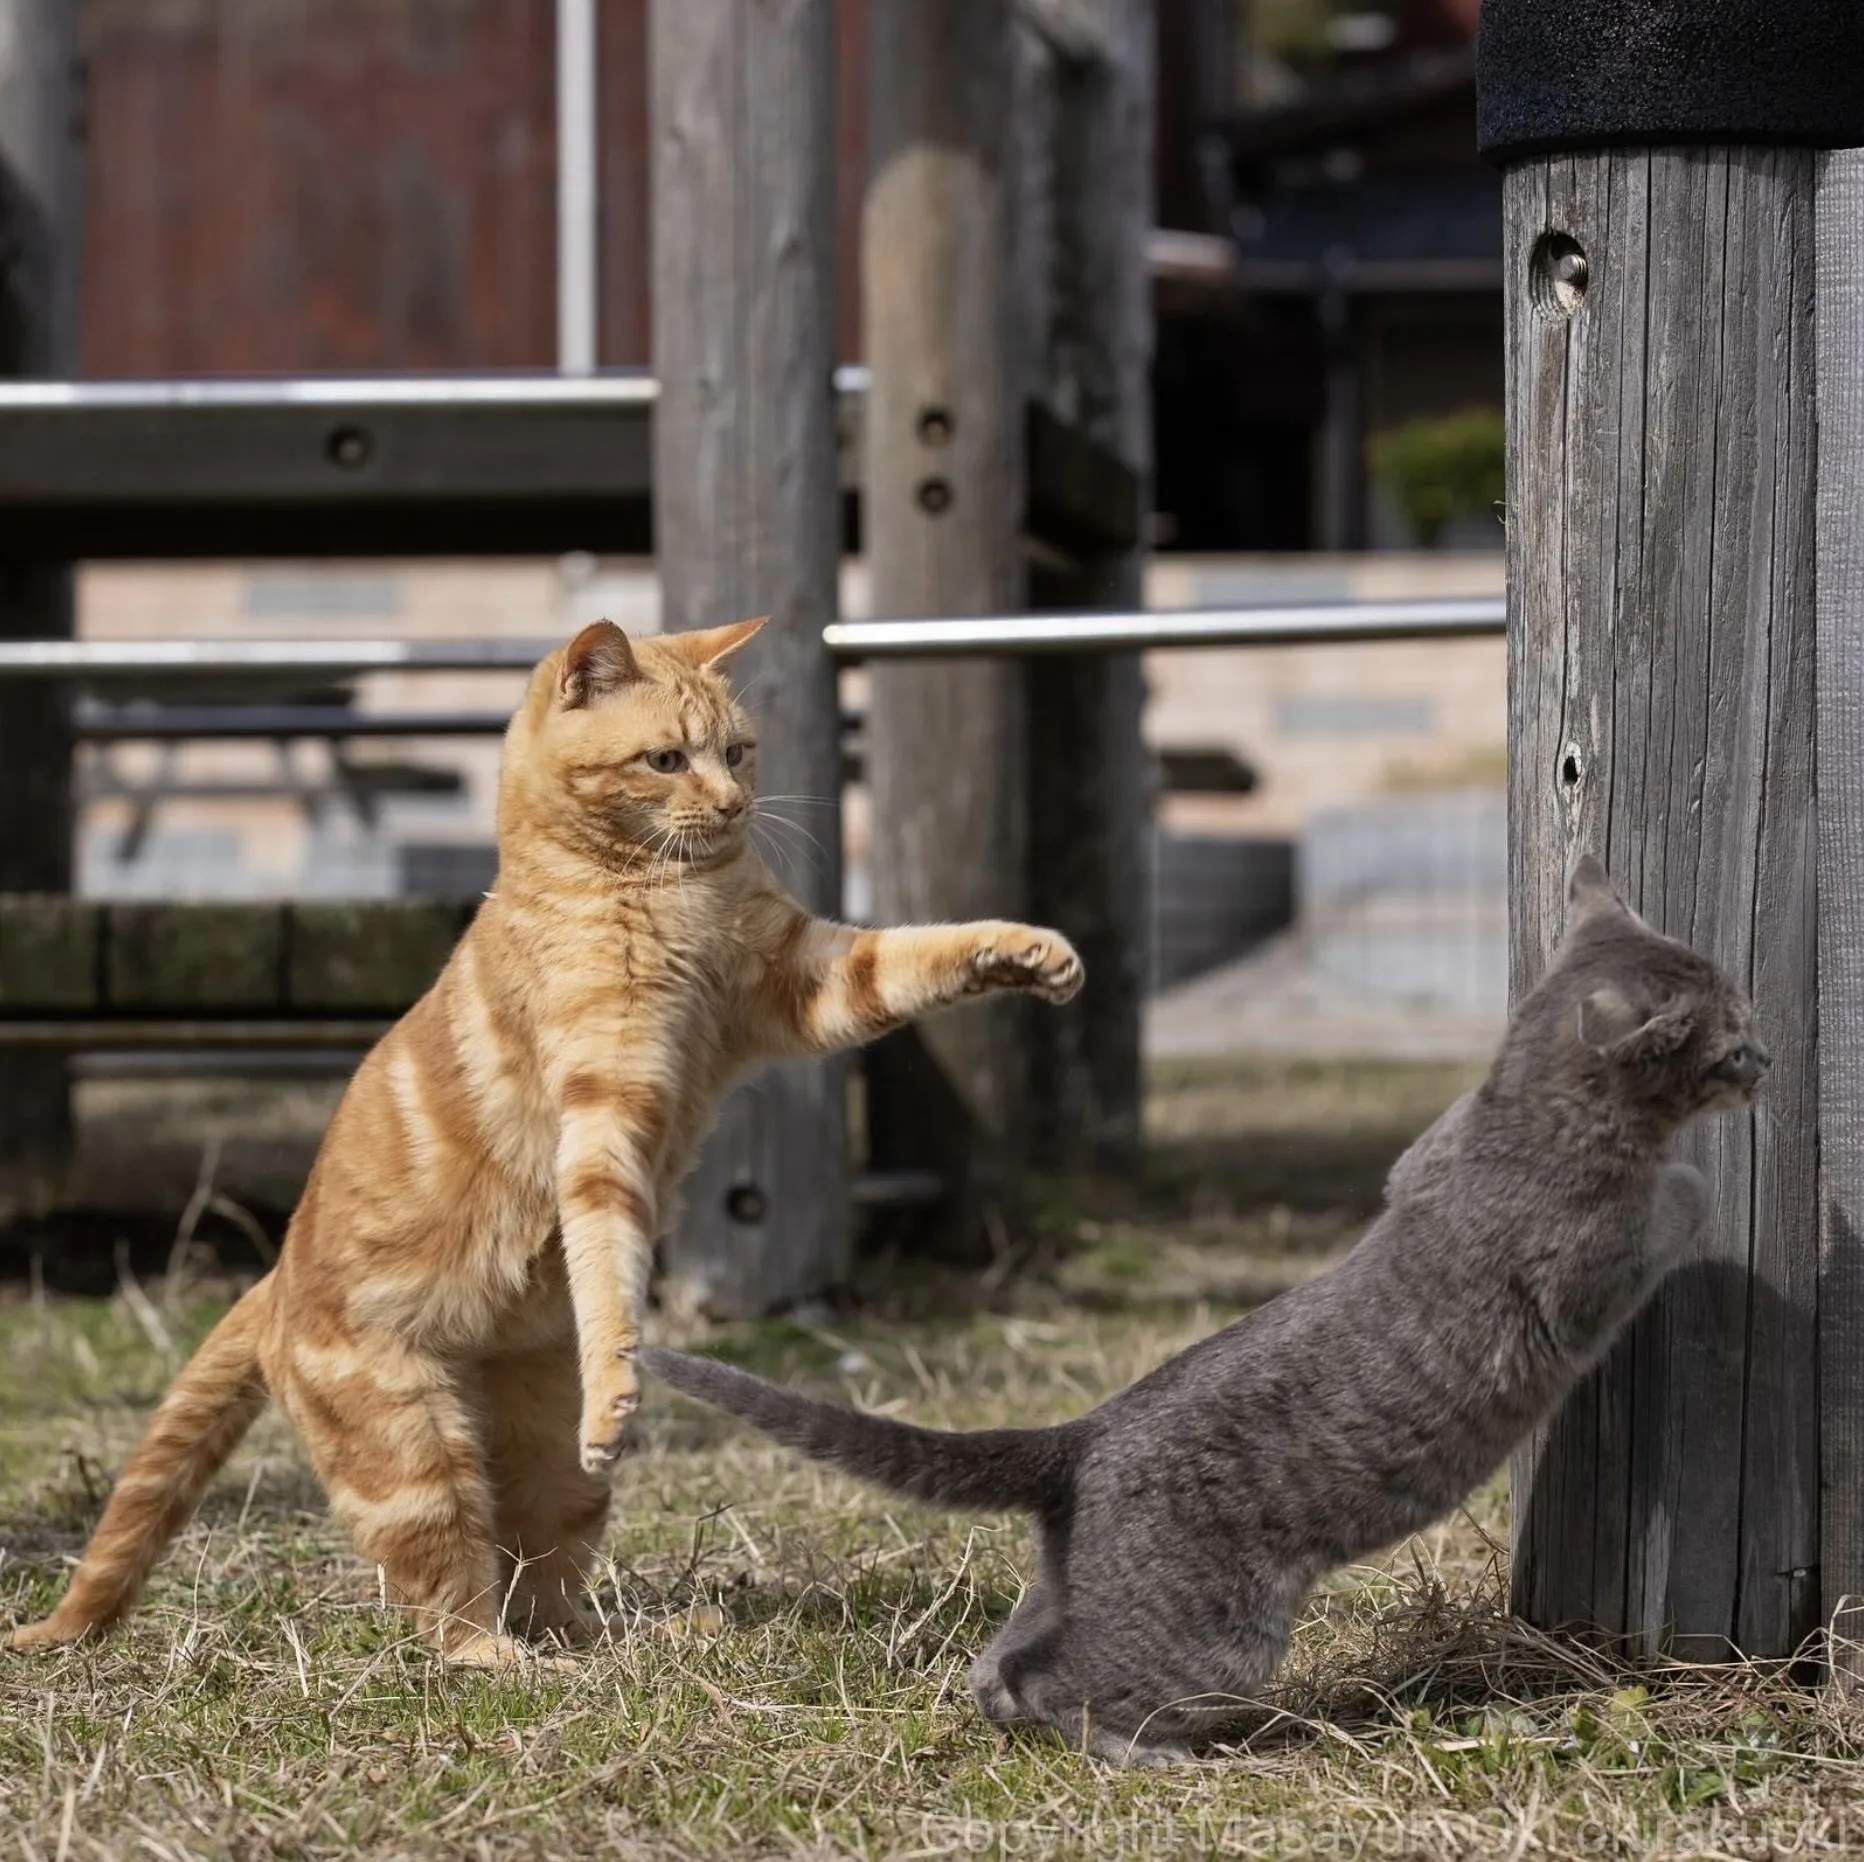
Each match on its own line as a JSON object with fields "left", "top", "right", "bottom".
{"left": 1646, "top": 1161, "right": 1711, "bottom": 1267}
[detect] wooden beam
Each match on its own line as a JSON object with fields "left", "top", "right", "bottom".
{"left": 0, "top": 898, "right": 476, "bottom": 1021}
{"left": 1816, "top": 146, "right": 1864, "bottom": 1681}
{"left": 1020, "top": 0, "right": 1153, "bottom": 1173}
{"left": 1504, "top": 148, "right": 1819, "bottom": 1659}
{"left": 862, "top": 0, "right": 1030, "bottom": 1252}
{"left": 0, "top": 373, "right": 1129, "bottom": 562}
{"left": 0, "top": 381, "right": 660, "bottom": 558}
{"left": 0, "top": 0, "right": 78, "bottom": 1183}
{"left": 650, "top": 0, "right": 848, "bottom": 1317}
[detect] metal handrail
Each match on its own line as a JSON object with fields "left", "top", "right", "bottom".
{"left": 0, "top": 364, "right": 872, "bottom": 412}
{"left": 824, "top": 596, "right": 1505, "bottom": 657}
{"left": 0, "top": 595, "right": 1506, "bottom": 681}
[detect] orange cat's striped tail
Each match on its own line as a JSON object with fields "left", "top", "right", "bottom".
{"left": 11, "top": 1276, "right": 274, "bottom": 1649}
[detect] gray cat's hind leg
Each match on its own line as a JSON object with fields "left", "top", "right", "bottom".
{"left": 968, "top": 1648, "right": 1027, "bottom": 1727}
{"left": 993, "top": 1638, "right": 1197, "bottom": 1767}
{"left": 1079, "top": 1715, "right": 1196, "bottom": 1768}
{"left": 969, "top": 1583, "right": 1061, "bottom": 1727}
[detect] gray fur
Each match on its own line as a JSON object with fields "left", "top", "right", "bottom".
{"left": 643, "top": 856, "right": 1769, "bottom": 1765}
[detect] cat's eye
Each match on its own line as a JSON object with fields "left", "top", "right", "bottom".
{"left": 645, "top": 748, "right": 686, "bottom": 774}
{"left": 725, "top": 743, "right": 745, "bottom": 768}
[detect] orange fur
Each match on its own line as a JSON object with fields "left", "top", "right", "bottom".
{"left": 11, "top": 619, "right": 1083, "bottom": 1664}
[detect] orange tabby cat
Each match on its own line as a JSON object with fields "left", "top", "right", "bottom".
{"left": 11, "top": 618, "right": 1082, "bottom": 1666}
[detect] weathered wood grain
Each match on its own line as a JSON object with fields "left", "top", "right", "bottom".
{"left": 650, "top": 0, "right": 848, "bottom": 1317}
{"left": 1020, "top": 2, "right": 1153, "bottom": 1173}
{"left": 1505, "top": 148, "right": 1819, "bottom": 1659}
{"left": 0, "top": 0, "right": 79, "bottom": 1171}
{"left": 1816, "top": 147, "right": 1864, "bottom": 1681}
{"left": 862, "top": 0, "right": 1030, "bottom": 1245}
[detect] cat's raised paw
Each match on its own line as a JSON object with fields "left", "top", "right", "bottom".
{"left": 579, "top": 1349, "right": 641, "bottom": 1473}
{"left": 969, "top": 928, "right": 1085, "bottom": 1004}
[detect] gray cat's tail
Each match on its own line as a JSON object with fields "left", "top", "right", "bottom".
{"left": 640, "top": 1348, "right": 1077, "bottom": 1513}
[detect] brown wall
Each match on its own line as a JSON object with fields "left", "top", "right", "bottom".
{"left": 78, "top": 0, "right": 872, "bottom": 376}
{"left": 81, "top": 0, "right": 559, "bottom": 373}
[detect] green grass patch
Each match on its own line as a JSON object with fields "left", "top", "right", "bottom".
{"left": 4, "top": 1058, "right": 1861, "bottom": 1858}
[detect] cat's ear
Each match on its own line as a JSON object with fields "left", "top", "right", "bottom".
{"left": 1566, "top": 852, "right": 1632, "bottom": 928}
{"left": 1578, "top": 986, "right": 1695, "bottom": 1061}
{"left": 671, "top": 616, "right": 767, "bottom": 671}
{"left": 559, "top": 621, "right": 642, "bottom": 707}
{"left": 1577, "top": 984, "right": 1642, "bottom": 1053}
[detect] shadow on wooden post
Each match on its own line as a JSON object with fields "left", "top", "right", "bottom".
{"left": 0, "top": 0, "right": 79, "bottom": 1197}
{"left": 1480, "top": 0, "right": 1864, "bottom": 1665}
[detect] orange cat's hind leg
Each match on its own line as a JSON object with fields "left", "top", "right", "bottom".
{"left": 278, "top": 1335, "right": 550, "bottom": 1667}
{"left": 481, "top": 1348, "right": 613, "bottom": 1647}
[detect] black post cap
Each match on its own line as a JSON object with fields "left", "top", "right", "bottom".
{"left": 1479, "top": 0, "right": 1864, "bottom": 163}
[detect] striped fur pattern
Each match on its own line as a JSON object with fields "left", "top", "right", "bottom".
{"left": 11, "top": 618, "right": 1083, "bottom": 1665}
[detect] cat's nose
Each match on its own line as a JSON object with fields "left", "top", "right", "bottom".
{"left": 1725, "top": 1040, "right": 1771, "bottom": 1089}
{"left": 713, "top": 793, "right": 744, "bottom": 822}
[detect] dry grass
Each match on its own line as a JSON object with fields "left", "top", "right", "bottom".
{"left": 4, "top": 1056, "right": 1863, "bottom": 1860}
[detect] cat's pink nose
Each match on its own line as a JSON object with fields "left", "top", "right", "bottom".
{"left": 714, "top": 794, "right": 744, "bottom": 821}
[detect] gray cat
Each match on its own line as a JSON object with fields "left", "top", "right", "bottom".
{"left": 642, "top": 857, "right": 1769, "bottom": 1764}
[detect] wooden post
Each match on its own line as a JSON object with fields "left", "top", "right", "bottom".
{"left": 1481, "top": 0, "right": 1859, "bottom": 1659}
{"left": 1816, "top": 147, "right": 1864, "bottom": 1679}
{"left": 1019, "top": 0, "right": 1154, "bottom": 1173}
{"left": 0, "top": 0, "right": 79, "bottom": 1183}
{"left": 862, "top": 0, "right": 1029, "bottom": 1245}
{"left": 650, "top": 0, "right": 848, "bottom": 1316}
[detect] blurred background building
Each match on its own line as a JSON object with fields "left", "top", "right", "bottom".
{"left": 71, "top": 0, "right": 1506, "bottom": 1052}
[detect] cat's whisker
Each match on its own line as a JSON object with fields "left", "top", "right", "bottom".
{"left": 753, "top": 809, "right": 824, "bottom": 855}
{"left": 749, "top": 822, "right": 799, "bottom": 886}
{"left": 756, "top": 809, "right": 831, "bottom": 864}
{"left": 752, "top": 816, "right": 831, "bottom": 888}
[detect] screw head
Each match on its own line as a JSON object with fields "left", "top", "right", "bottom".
{"left": 725, "top": 1183, "right": 767, "bottom": 1225}
{"left": 326, "top": 424, "right": 374, "bottom": 470}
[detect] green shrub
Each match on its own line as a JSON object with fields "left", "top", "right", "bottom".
{"left": 1367, "top": 405, "right": 1506, "bottom": 548}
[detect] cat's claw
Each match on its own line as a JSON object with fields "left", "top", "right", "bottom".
{"left": 969, "top": 929, "right": 1085, "bottom": 1004}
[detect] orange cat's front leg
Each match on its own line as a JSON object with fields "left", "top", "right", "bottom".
{"left": 552, "top": 1075, "right": 662, "bottom": 1473}
{"left": 754, "top": 917, "right": 1084, "bottom": 1059}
